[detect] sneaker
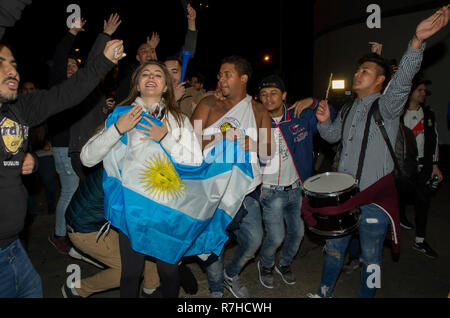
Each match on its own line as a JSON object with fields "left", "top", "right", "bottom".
{"left": 61, "top": 284, "right": 81, "bottom": 298}
{"left": 48, "top": 234, "right": 71, "bottom": 254}
{"left": 141, "top": 287, "right": 163, "bottom": 298}
{"left": 257, "top": 261, "right": 274, "bottom": 289}
{"left": 412, "top": 241, "right": 438, "bottom": 259}
{"left": 307, "top": 292, "right": 333, "bottom": 298}
{"left": 210, "top": 291, "right": 223, "bottom": 298}
{"left": 68, "top": 247, "right": 105, "bottom": 269}
{"left": 400, "top": 217, "right": 414, "bottom": 230}
{"left": 223, "top": 270, "right": 249, "bottom": 298}
{"left": 275, "top": 264, "right": 296, "bottom": 285}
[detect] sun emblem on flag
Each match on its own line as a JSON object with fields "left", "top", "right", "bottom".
{"left": 220, "top": 122, "right": 233, "bottom": 133}
{"left": 140, "top": 154, "right": 185, "bottom": 201}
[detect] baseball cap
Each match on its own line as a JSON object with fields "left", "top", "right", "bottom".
{"left": 258, "top": 75, "right": 286, "bottom": 92}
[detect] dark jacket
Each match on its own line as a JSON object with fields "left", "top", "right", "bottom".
{"left": 48, "top": 32, "right": 113, "bottom": 149}
{"left": 68, "top": 33, "right": 114, "bottom": 156}
{"left": 66, "top": 166, "right": 105, "bottom": 233}
{"left": 261, "top": 100, "right": 336, "bottom": 184}
{"left": 0, "top": 53, "right": 114, "bottom": 247}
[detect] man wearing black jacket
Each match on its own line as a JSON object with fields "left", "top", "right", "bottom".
{"left": 399, "top": 77, "right": 443, "bottom": 259}
{"left": 47, "top": 15, "right": 122, "bottom": 254}
{"left": 0, "top": 37, "right": 122, "bottom": 298}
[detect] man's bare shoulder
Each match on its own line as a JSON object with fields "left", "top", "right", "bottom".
{"left": 192, "top": 95, "right": 216, "bottom": 118}
{"left": 201, "top": 95, "right": 218, "bottom": 108}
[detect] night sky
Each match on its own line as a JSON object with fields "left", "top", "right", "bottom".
{"left": 4, "top": 0, "right": 314, "bottom": 101}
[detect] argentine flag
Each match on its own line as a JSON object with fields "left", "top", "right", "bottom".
{"left": 103, "top": 106, "right": 254, "bottom": 265}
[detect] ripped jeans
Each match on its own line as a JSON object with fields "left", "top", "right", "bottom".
{"left": 317, "top": 204, "right": 390, "bottom": 298}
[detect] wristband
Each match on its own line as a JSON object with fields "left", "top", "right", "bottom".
{"left": 160, "top": 132, "right": 168, "bottom": 142}
{"left": 114, "top": 123, "right": 124, "bottom": 136}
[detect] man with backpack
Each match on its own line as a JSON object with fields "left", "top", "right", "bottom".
{"left": 306, "top": 7, "right": 448, "bottom": 298}
{"left": 398, "top": 77, "right": 443, "bottom": 259}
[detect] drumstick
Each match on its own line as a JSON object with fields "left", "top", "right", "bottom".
{"left": 325, "top": 73, "right": 333, "bottom": 100}
{"left": 432, "top": 4, "right": 450, "bottom": 24}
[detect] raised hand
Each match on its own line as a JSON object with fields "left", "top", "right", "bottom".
{"left": 369, "top": 41, "right": 383, "bottom": 55}
{"left": 103, "top": 39, "right": 125, "bottom": 64}
{"left": 104, "top": 13, "right": 122, "bottom": 36}
{"left": 69, "top": 17, "right": 86, "bottom": 36}
{"left": 147, "top": 32, "right": 160, "bottom": 49}
{"left": 187, "top": 3, "right": 197, "bottom": 31}
{"left": 414, "top": 6, "right": 449, "bottom": 43}
{"left": 316, "top": 100, "right": 331, "bottom": 123}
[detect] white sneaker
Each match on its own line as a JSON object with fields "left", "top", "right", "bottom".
{"left": 69, "top": 247, "right": 105, "bottom": 269}
{"left": 307, "top": 292, "right": 334, "bottom": 298}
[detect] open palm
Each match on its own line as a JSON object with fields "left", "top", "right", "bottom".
{"left": 416, "top": 7, "right": 449, "bottom": 41}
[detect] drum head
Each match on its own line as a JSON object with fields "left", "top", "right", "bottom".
{"left": 303, "top": 172, "right": 356, "bottom": 194}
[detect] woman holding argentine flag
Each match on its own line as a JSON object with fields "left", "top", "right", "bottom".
{"left": 80, "top": 60, "right": 204, "bottom": 298}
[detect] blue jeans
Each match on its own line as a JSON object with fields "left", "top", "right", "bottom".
{"left": 53, "top": 147, "right": 79, "bottom": 237}
{"left": 207, "top": 192, "right": 263, "bottom": 293}
{"left": 0, "top": 239, "right": 43, "bottom": 298}
{"left": 317, "top": 204, "right": 390, "bottom": 298}
{"left": 259, "top": 186, "right": 304, "bottom": 268}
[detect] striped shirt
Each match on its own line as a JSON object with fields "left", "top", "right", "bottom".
{"left": 318, "top": 43, "right": 425, "bottom": 190}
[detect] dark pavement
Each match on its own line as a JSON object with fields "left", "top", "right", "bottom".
{"left": 22, "top": 176, "right": 450, "bottom": 300}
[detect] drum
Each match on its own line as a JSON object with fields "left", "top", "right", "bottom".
{"left": 303, "top": 172, "right": 361, "bottom": 237}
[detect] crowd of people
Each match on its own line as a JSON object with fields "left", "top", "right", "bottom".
{"left": 0, "top": 1, "right": 448, "bottom": 299}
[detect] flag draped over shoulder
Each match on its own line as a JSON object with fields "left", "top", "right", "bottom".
{"left": 103, "top": 106, "right": 254, "bottom": 265}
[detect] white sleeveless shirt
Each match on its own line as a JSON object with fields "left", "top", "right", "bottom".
{"left": 203, "top": 95, "right": 262, "bottom": 194}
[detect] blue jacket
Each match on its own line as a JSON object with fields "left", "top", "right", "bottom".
{"left": 261, "top": 99, "right": 335, "bottom": 184}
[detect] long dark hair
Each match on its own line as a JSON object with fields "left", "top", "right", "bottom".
{"left": 119, "top": 60, "right": 184, "bottom": 129}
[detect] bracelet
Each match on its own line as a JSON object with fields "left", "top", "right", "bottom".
{"left": 160, "top": 132, "right": 168, "bottom": 142}
{"left": 114, "top": 123, "right": 124, "bottom": 136}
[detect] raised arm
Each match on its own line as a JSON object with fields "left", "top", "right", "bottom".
{"left": 181, "top": 4, "right": 198, "bottom": 57}
{"left": 380, "top": 7, "right": 449, "bottom": 120}
{"left": 48, "top": 18, "right": 86, "bottom": 86}
{"left": 86, "top": 13, "right": 122, "bottom": 64}
{"left": 19, "top": 40, "right": 124, "bottom": 127}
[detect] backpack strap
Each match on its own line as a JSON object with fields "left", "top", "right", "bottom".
{"left": 355, "top": 98, "right": 380, "bottom": 185}
{"left": 372, "top": 103, "right": 402, "bottom": 175}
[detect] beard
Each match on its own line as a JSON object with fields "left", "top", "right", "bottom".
{"left": 0, "top": 91, "right": 18, "bottom": 104}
